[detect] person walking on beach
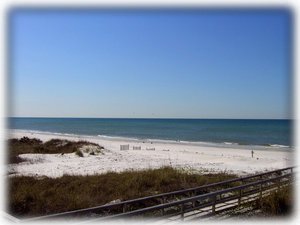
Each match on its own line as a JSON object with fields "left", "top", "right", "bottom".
{"left": 251, "top": 150, "right": 254, "bottom": 158}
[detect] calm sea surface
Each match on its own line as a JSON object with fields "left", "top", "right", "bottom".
{"left": 8, "top": 118, "right": 292, "bottom": 147}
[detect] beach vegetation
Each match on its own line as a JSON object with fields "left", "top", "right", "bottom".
{"left": 8, "top": 167, "right": 237, "bottom": 217}
{"left": 95, "top": 149, "right": 102, "bottom": 154}
{"left": 8, "top": 155, "right": 26, "bottom": 164}
{"left": 7, "top": 137, "right": 103, "bottom": 164}
{"left": 252, "top": 185, "right": 293, "bottom": 216}
{"left": 83, "top": 148, "right": 90, "bottom": 153}
{"left": 75, "top": 149, "right": 83, "bottom": 157}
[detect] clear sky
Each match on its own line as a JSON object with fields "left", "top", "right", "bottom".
{"left": 10, "top": 9, "right": 292, "bottom": 119}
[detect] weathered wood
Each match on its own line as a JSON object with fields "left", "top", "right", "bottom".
{"left": 180, "top": 203, "right": 184, "bottom": 220}
{"left": 212, "top": 196, "right": 216, "bottom": 214}
{"left": 123, "top": 204, "right": 127, "bottom": 213}
{"left": 238, "top": 189, "right": 242, "bottom": 207}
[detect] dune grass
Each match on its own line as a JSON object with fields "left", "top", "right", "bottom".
{"left": 253, "top": 185, "right": 293, "bottom": 216}
{"left": 7, "top": 137, "right": 103, "bottom": 164}
{"left": 8, "top": 167, "right": 237, "bottom": 218}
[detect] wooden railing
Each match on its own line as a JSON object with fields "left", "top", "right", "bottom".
{"left": 102, "top": 172, "right": 293, "bottom": 221}
{"left": 23, "top": 166, "right": 294, "bottom": 222}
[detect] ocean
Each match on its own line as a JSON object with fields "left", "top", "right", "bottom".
{"left": 8, "top": 118, "right": 293, "bottom": 147}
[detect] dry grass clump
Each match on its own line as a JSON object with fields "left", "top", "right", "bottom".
{"left": 7, "top": 137, "right": 104, "bottom": 164}
{"left": 8, "top": 167, "right": 237, "bottom": 218}
{"left": 75, "top": 149, "right": 84, "bottom": 157}
{"left": 253, "top": 185, "right": 293, "bottom": 216}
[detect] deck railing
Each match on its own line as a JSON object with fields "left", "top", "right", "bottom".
{"left": 23, "top": 166, "right": 294, "bottom": 222}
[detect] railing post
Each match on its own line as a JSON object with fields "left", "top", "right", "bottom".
{"left": 259, "top": 184, "right": 263, "bottom": 206}
{"left": 189, "top": 190, "right": 195, "bottom": 208}
{"left": 123, "top": 203, "right": 127, "bottom": 213}
{"left": 161, "top": 196, "right": 166, "bottom": 216}
{"left": 259, "top": 175, "right": 263, "bottom": 202}
{"left": 192, "top": 200, "right": 196, "bottom": 208}
{"left": 212, "top": 196, "right": 216, "bottom": 214}
{"left": 180, "top": 203, "right": 185, "bottom": 220}
{"left": 238, "top": 189, "right": 242, "bottom": 207}
{"left": 193, "top": 190, "right": 197, "bottom": 207}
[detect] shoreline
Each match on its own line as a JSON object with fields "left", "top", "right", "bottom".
{"left": 8, "top": 129, "right": 292, "bottom": 152}
{"left": 7, "top": 130, "right": 295, "bottom": 178}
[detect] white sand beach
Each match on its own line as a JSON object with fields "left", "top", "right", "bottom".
{"left": 7, "top": 130, "right": 295, "bottom": 178}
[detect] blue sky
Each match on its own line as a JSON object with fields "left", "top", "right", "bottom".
{"left": 10, "top": 9, "right": 292, "bottom": 119}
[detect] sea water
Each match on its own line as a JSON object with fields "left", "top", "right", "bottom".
{"left": 8, "top": 118, "right": 293, "bottom": 147}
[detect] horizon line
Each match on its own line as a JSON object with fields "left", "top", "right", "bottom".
{"left": 8, "top": 116, "right": 292, "bottom": 120}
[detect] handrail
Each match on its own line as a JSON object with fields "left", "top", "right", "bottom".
{"left": 24, "top": 166, "right": 294, "bottom": 221}
{"left": 97, "top": 172, "right": 293, "bottom": 220}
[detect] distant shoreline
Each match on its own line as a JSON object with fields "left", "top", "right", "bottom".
{"left": 8, "top": 129, "right": 292, "bottom": 152}
{"left": 8, "top": 116, "right": 292, "bottom": 120}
